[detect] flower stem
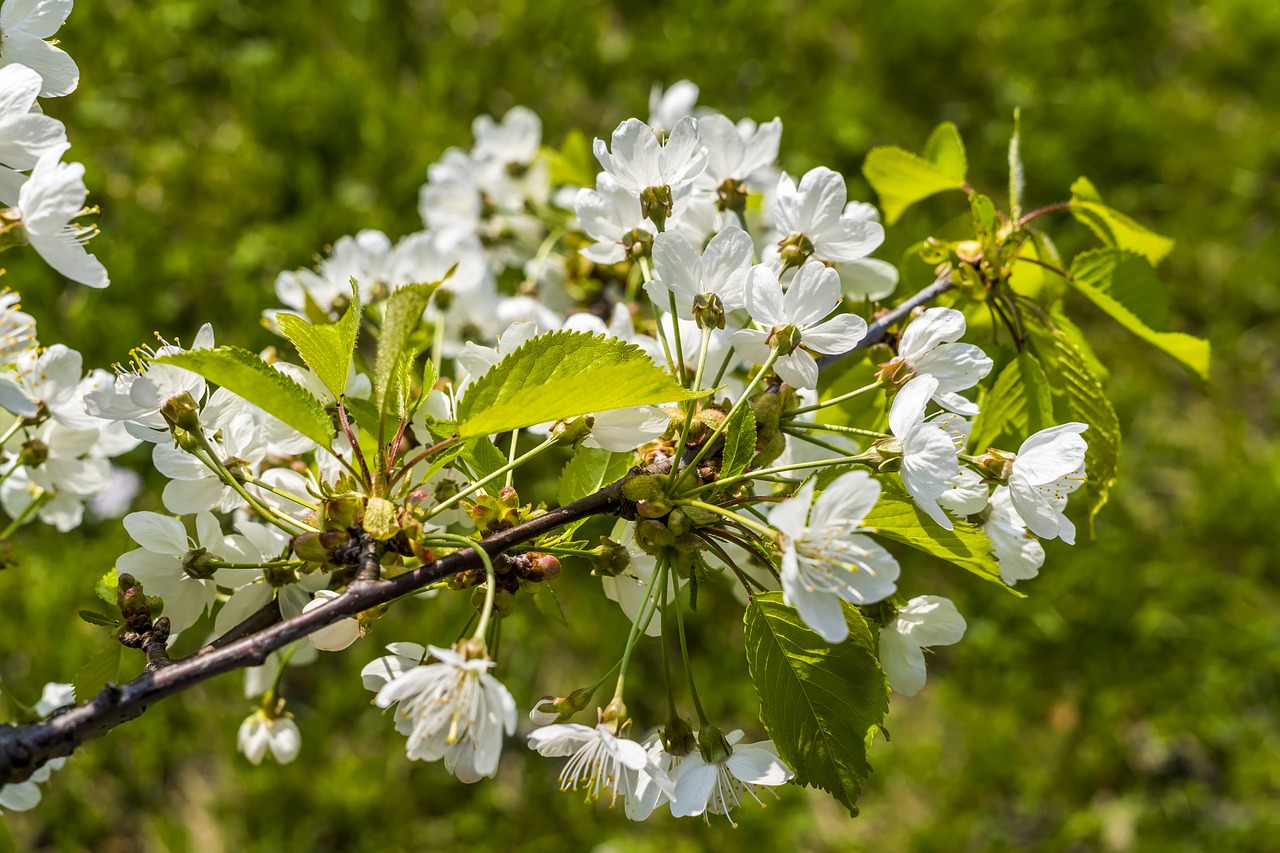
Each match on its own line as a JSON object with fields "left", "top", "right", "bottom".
{"left": 0, "top": 490, "right": 50, "bottom": 538}
{"left": 422, "top": 435, "right": 558, "bottom": 521}
{"left": 240, "top": 476, "right": 319, "bottom": 512}
{"left": 675, "top": 499, "right": 776, "bottom": 539}
{"left": 434, "top": 533, "right": 497, "bottom": 641}
{"left": 675, "top": 348, "right": 780, "bottom": 489}
{"left": 686, "top": 451, "right": 875, "bottom": 496}
{"left": 788, "top": 380, "right": 882, "bottom": 416}
{"left": 674, "top": 585, "right": 708, "bottom": 727}
{"left": 783, "top": 420, "right": 888, "bottom": 440}
{"left": 613, "top": 556, "right": 669, "bottom": 701}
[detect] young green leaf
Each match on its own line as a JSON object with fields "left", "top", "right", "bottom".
{"left": 1069, "top": 177, "right": 1175, "bottom": 265}
{"left": 1068, "top": 248, "right": 1210, "bottom": 381}
{"left": 863, "top": 122, "right": 968, "bottom": 225}
{"left": 73, "top": 643, "right": 122, "bottom": 702}
{"left": 77, "top": 609, "right": 119, "bottom": 627}
{"left": 1026, "top": 315, "right": 1122, "bottom": 526}
{"left": 557, "top": 446, "right": 632, "bottom": 506}
{"left": 864, "top": 491, "right": 1018, "bottom": 594}
{"left": 375, "top": 281, "right": 444, "bottom": 419}
{"left": 970, "top": 352, "right": 1054, "bottom": 452}
{"left": 276, "top": 278, "right": 361, "bottom": 400}
{"left": 1008, "top": 107, "right": 1024, "bottom": 221}
{"left": 153, "top": 347, "right": 335, "bottom": 447}
{"left": 454, "top": 331, "right": 697, "bottom": 439}
{"left": 744, "top": 592, "right": 888, "bottom": 816}
{"left": 720, "top": 403, "right": 757, "bottom": 483}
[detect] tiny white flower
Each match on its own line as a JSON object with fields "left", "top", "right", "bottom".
{"left": 773, "top": 167, "right": 884, "bottom": 265}
{"left": 302, "top": 589, "right": 361, "bottom": 651}
{"left": 889, "top": 307, "right": 993, "bottom": 415}
{"left": 0, "top": 0, "right": 78, "bottom": 98}
{"left": 373, "top": 644, "right": 517, "bottom": 783}
{"left": 769, "top": 471, "right": 900, "bottom": 643}
{"left": 13, "top": 149, "right": 107, "bottom": 288}
{"left": 698, "top": 113, "right": 782, "bottom": 190}
{"left": 984, "top": 485, "right": 1046, "bottom": 585}
{"left": 528, "top": 722, "right": 660, "bottom": 805}
{"left": 887, "top": 375, "right": 963, "bottom": 530}
{"left": 237, "top": 710, "right": 301, "bottom": 765}
{"left": 878, "top": 595, "right": 967, "bottom": 696}
{"left": 733, "top": 261, "right": 867, "bottom": 389}
{"left": 646, "top": 224, "right": 754, "bottom": 318}
{"left": 593, "top": 116, "right": 708, "bottom": 197}
{"left": 1007, "top": 423, "right": 1088, "bottom": 544}
{"left": 669, "top": 730, "right": 793, "bottom": 823}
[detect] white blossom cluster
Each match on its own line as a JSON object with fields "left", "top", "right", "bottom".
{"left": 0, "top": 5, "right": 1099, "bottom": 822}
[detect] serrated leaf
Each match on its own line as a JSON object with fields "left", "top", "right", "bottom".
{"left": 558, "top": 447, "right": 632, "bottom": 506}
{"left": 970, "top": 193, "right": 995, "bottom": 242}
{"left": 720, "top": 403, "right": 757, "bottom": 482}
{"left": 73, "top": 644, "right": 122, "bottom": 701}
{"left": 154, "top": 347, "right": 335, "bottom": 447}
{"left": 342, "top": 395, "right": 380, "bottom": 435}
{"left": 78, "top": 609, "right": 118, "bottom": 627}
{"left": 1069, "top": 177, "right": 1174, "bottom": 265}
{"left": 96, "top": 570, "right": 118, "bottom": 606}
{"left": 462, "top": 436, "right": 507, "bottom": 480}
{"left": 532, "top": 584, "right": 568, "bottom": 626}
{"left": 971, "top": 353, "right": 1053, "bottom": 451}
{"left": 865, "top": 492, "right": 1018, "bottom": 594}
{"left": 922, "top": 121, "right": 967, "bottom": 183}
{"left": 276, "top": 279, "right": 361, "bottom": 400}
{"left": 744, "top": 592, "right": 888, "bottom": 816}
{"left": 375, "top": 281, "right": 443, "bottom": 433}
{"left": 454, "top": 331, "right": 696, "bottom": 439}
{"left": 1068, "top": 248, "right": 1209, "bottom": 381}
{"left": 1026, "top": 315, "right": 1121, "bottom": 526}
{"left": 862, "top": 145, "right": 966, "bottom": 225}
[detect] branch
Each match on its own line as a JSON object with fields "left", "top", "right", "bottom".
{"left": 0, "top": 273, "right": 953, "bottom": 784}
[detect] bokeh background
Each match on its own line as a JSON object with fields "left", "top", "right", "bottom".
{"left": 3, "top": 0, "right": 1278, "bottom": 850}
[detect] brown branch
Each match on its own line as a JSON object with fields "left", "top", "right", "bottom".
{"left": 0, "top": 274, "right": 954, "bottom": 785}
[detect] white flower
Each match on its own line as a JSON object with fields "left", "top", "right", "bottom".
{"left": 625, "top": 738, "right": 682, "bottom": 821}
{"left": 593, "top": 116, "right": 708, "bottom": 197}
{"left": 0, "top": 289, "right": 35, "bottom": 362}
{"left": 273, "top": 229, "right": 392, "bottom": 315}
{"left": 0, "top": 0, "right": 78, "bottom": 98}
{"left": 669, "top": 730, "right": 793, "bottom": 823}
{"left": 733, "top": 261, "right": 867, "bottom": 389}
{"left": 891, "top": 307, "right": 992, "bottom": 415}
{"left": 0, "top": 63, "right": 65, "bottom": 200}
{"left": 773, "top": 167, "right": 884, "bottom": 264}
{"left": 302, "top": 589, "right": 361, "bottom": 652}
{"left": 878, "top": 595, "right": 966, "bottom": 696}
{"left": 13, "top": 149, "right": 107, "bottom": 288}
{"left": 648, "top": 80, "right": 699, "bottom": 133}
{"left": 582, "top": 405, "right": 669, "bottom": 452}
{"left": 1007, "top": 423, "right": 1088, "bottom": 544}
{"left": 418, "top": 148, "right": 482, "bottom": 250}
{"left": 602, "top": 520, "right": 678, "bottom": 637}
{"left": 937, "top": 466, "right": 989, "bottom": 517}
{"left": 887, "top": 375, "right": 963, "bottom": 530}
{"left": 769, "top": 472, "right": 900, "bottom": 642}
{"left": 373, "top": 644, "right": 517, "bottom": 783}
{"left": 470, "top": 105, "right": 549, "bottom": 210}
{"left": 574, "top": 173, "right": 654, "bottom": 265}
{"left": 698, "top": 113, "right": 782, "bottom": 190}
{"left": 0, "top": 343, "right": 83, "bottom": 420}
{"left": 528, "top": 722, "right": 661, "bottom": 805}
{"left": 984, "top": 485, "right": 1046, "bottom": 585}
{"left": 237, "top": 710, "right": 301, "bottom": 765}
{"left": 115, "top": 511, "right": 235, "bottom": 632}
{"left": 646, "top": 224, "right": 754, "bottom": 318}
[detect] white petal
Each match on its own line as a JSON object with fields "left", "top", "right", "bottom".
{"left": 123, "top": 511, "right": 188, "bottom": 555}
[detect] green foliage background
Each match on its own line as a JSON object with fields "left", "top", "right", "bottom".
{"left": 3, "top": 0, "right": 1278, "bottom": 849}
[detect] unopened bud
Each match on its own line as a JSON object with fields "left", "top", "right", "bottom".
{"left": 520, "top": 552, "right": 561, "bottom": 582}
{"left": 634, "top": 519, "right": 676, "bottom": 553}
{"left": 322, "top": 495, "right": 364, "bottom": 532}
{"left": 955, "top": 240, "right": 984, "bottom": 264}
{"left": 160, "top": 391, "right": 202, "bottom": 435}
{"left": 362, "top": 496, "right": 400, "bottom": 541}
{"left": 973, "top": 448, "right": 1016, "bottom": 483}
{"left": 530, "top": 687, "right": 594, "bottom": 725}
{"left": 292, "top": 530, "right": 350, "bottom": 563}
{"left": 591, "top": 536, "right": 630, "bottom": 577}
{"left": 621, "top": 474, "right": 666, "bottom": 504}
{"left": 552, "top": 415, "right": 593, "bottom": 447}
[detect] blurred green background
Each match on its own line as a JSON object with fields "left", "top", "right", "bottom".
{"left": 3, "top": 0, "right": 1278, "bottom": 850}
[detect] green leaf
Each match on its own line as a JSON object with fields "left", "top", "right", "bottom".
{"left": 557, "top": 447, "right": 632, "bottom": 506}
{"left": 375, "top": 281, "right": 443, "bottom": 426}
{"left": 744, "top": 592, "right": 888, "bottom": 816}
{"left": 1068, "top": 248, "right": 1209, "bottom": 381}
{"left": 78, "top": 609, "right": 118, "bottom": 627}
{"left": 96, "top": 570, "right": 118, "bottom": 606}
{"left": 532, "top": 584, "right": 568, "bottom": 626}
{"left": 153, "top": 347, "right": 335, "bottom": 447}
{"left": 454, "top": 331, "right": 696, "bottom": 439}
{"left": 276, "top": 279, "right": 361, "bottom": 400}
{"left": 342, "top": 395, "right": 381, "bottom": 435}
{"left": 971, "top": 353, "right": 1053, "bottom": 452}
{"left": 863, "top": 122, "right": 967, "bottom": 225}
{"left": 1069, "top": 177, "right": 1175, "bottom": 265}
{"left": 720, "top": 403, "right": 757, "bottom": 482}
{"left": 543, "top": 129, "right": 596, "bottom": 189}
{"left": 864, "top": 491, "right": 1018, "bottom": 594}
{"left": 922, "top": 121, "right": 967, "bottom": 183}
{"left": 461, "top": 436, "right": 507, "bottom": 480}
{"left": 73, "top": 643, "right": 122, "bottom": 701}
{"left": 1008, "top": 107, "right": 1024, "bottom": 220}
{"left": 970, "top": 193, "right": 995, "bottom": 243}
{"left": 1026, "top": 315, "right": 1122, "bottom": 525}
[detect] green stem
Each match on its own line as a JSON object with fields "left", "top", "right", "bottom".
{"left": 659, "top": 594, "right": 678, "bottom": 719}
{"left": 676, "top": 348, "right": 780, "bottom": 488}
{"left": 261, "top": 645, "right": 296, "bottom": 711}
{"left": 675, "top": 499, "right": 776, "bottom": 539}
{"left": 240, "top": 476, "right": 319, "bottom": 512}
{"left": 789, "top": 380, "right": 882, "bottom": 416}
{"left": 686, "top": 451, "right": 874, "bottom": 496}
{"left": 207, "top": 559, "right": 308, "bottom": 570}
{"left": 674, "top": 584, "right": 708, "bottom": 726}
{"left": 781, "top": 427, "right": 865, "bottom": 458}
{"left": 668, "top": 325, "right": 713, "bottom": 486}
{"left": 783, "top": 420, "right": 888, "bottom": 440}
{"left": 434, "top": 533, "right": 497, "bottom": 641}
{"left": 0, "top": 417, "right": 28, "bottom": 448}
{"left": 709, "top": 344, "right": 737, "bottom": 391}
{"left": 668, "top": 292, "right": 686, "bottom": 384}
{"left": 504, "top": 428, "right": 520, "bottom": 490}
{"left": 613, "top": 557, "right": 669, "bottom": 701}
{"left": 422, "top": 435, "right": 558, "bottom": 522}
{"left": 0, "top": 490, "right": 49, "bottom": 538}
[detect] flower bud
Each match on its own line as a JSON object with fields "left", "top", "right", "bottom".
{"left": 519, "top": 552, "right": 561, "bottom": 583}
{"left": 973, "top": 448, "right": 1016, "bottom": 484}
{"left": 591, "top": 536, "right": 630, "bottom": 577}
{"left": 529, "top": 686, "right": 594, "bottom": 726}
{"left": 291, "top": 530, "right": 350, "bottom": 563}
{"left": 634, "top": 519, "right": 676, "bottom": 554}
{"left": 621, "top": 474, "right": 666, "bottom": 504}
{"left": 552, "top": 415, "right": 594, "bottom": 447}
{"left": 955, "top": 240, "right": 984, "bottom": 264}
{"left": 17, "top": 438, "right": 47, "bottom": 468}
{"left": 322, "top": 494, "right": 364, "bottom": 532}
